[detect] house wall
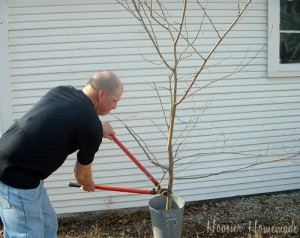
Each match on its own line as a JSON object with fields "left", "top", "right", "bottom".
{"left": 0, "top": 0, "right": 299, "bottom": 214}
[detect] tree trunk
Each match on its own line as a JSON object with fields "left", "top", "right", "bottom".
{"left": 166, "top": 104, "right": 176, "bottom": 210}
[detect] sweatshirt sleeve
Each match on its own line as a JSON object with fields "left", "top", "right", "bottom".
{"left": 76, "top": 114, "right": 103, "bottom": 165}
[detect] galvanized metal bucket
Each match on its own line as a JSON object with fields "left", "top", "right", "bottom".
{"left": 149, "top": 195, "right": 185, "bottom": 238}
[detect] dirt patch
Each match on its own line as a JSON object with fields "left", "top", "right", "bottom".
{"left": 1, "top": 191, "right": 299, "bottom": 237}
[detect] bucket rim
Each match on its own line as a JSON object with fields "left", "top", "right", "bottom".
{"left": 148, "top": 195, "right": 185, "bottom": 210}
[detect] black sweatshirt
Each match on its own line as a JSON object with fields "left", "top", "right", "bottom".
{"left": 0, "top": 86, "right": 103, "bottom": 189}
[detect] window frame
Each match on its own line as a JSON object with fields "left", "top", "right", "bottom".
{"left": 268, "top": 0, "right": 300, "bottom": 77}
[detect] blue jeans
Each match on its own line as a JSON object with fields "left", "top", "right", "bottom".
{"left": 0, "top": 181, "right": 58, "bottom": 238}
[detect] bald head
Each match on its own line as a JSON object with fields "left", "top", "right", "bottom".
{"left": 83, "top": 71, "right": 123, "bottom": 115}
{"left": 87, "top": 71, "right": 122, "bottom": 94}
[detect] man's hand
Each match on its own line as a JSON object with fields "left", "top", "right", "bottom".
{"left": 81, "top": 182, "right": 95, "bottom": 192}
{"left": 102, "top": 122, "right": 115, "bottom": 140}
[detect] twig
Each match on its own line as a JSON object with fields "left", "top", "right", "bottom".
{"left": 174, "top": 152, "right": 300, "bottom": 180}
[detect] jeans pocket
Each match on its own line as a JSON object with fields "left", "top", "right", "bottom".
{"left": 0, "top": 183, "right": 11, "bottom": 209}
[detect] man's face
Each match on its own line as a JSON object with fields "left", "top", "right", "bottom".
{"left": 96, "top": 86, "right": 123, "bottom": 115}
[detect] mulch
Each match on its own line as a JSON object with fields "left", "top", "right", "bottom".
{"left": 1, "top": 190, "right": 299, "bottom": 238}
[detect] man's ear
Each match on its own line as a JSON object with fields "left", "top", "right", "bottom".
{"left": 98, "top": 90, "right": 105, "bottom": 98}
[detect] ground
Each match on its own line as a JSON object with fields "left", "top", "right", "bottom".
{"left": 1, "top": 191, "right": 299, "bottom": 238}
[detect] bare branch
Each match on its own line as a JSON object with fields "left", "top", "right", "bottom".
{"left": 111, "top": 114, "right": 167, "bottom": 171}
{"left": 146, "top": 0, "right": 174, "bottom": 41}
{"left": 118, "top": 0, "right": 173, "bottom": 70}
{"left": 170, "top": 1, "right": 207, "bottom": 62}
{"left": 197, "top": 0, "right": 221, "bottom": 39}
{"left": 174, "top": 152, "right": 300, "bottom": 180}
{"left": 151, "top": 83, "right": 169, "bottom": 129}
{"left": 140, "top": 54, "right": 163, "bottom": 66}
{"left": 176, "top": 0, "right": 253, "bottom": 105}
{"left": 173, "top": 115, "right": 201, "bottom": 160}
{"left": 173, "top": 0, "right": 188, "bottom": 47}
{"left": 124, "top": 124, "right": 168, "bottom": 171}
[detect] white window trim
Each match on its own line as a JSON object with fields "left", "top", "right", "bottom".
{"left": 268, "top": 0, "right": 300, "bottom": 77}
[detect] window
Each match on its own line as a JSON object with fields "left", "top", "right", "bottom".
{"left": 268, "top": 0, "right": 300, "bottom": 77}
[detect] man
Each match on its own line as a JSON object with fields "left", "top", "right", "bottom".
{"left": 0, "top": 71, "right": 123, "bottom": 238}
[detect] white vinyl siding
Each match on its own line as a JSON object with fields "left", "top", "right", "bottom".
{"left": 1, "top": 0, "right": 299, "bottom": 214}
{"left": 0, "top": 0, "right": 13, "bottom": 135}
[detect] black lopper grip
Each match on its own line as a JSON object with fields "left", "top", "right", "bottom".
{"left": 68, "top": 182, "right": 81, "bottom": 188}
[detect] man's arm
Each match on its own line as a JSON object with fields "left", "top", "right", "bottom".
{"left": 73, "top": 122, "right": 114, "bottom": 192}
{"left": 73, "top": 161, "right": 95, "bottom": 192}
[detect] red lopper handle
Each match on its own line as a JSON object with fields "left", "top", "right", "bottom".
{"left": 69, "top": 182, "right": 156, "bottom": 195}
{"left": 111, "top": 134, "right": 159, "bottom": 187}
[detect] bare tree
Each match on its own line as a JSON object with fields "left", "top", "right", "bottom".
{"left": 117, "top": 0, "right": 298, "bottom": 210}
